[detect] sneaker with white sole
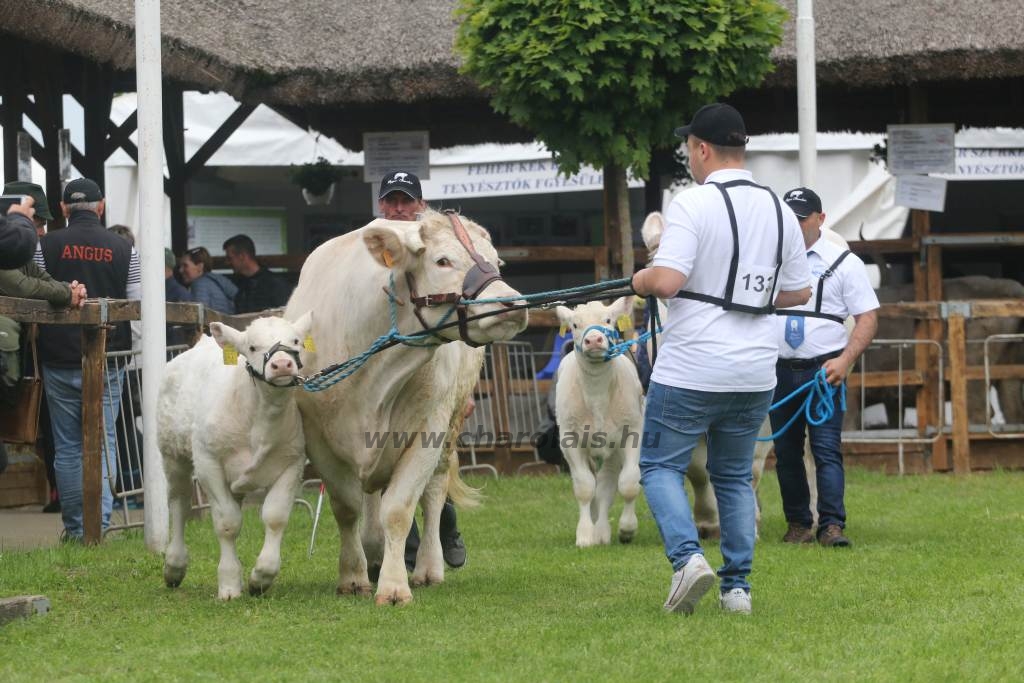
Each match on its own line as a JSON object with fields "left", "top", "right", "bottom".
{"left": 719, "top": 588, "right": 752, "bottom": 615}
{"left": 663, "top": 554, "right": 716, "bottom": 614}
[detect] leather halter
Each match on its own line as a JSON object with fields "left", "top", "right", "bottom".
{"left": 404, "top": 210, "right": 505, "bottom": 347}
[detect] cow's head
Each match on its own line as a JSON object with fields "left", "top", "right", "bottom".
{"left": 556, "top": 297, "right": 633, "bottom": 362}
{"left": 210, "top": 312, "right": 314, "bottom": 386}
{"left": 363, "top": 211, "right": 527, "bottom": 345}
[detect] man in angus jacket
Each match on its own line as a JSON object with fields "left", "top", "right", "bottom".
{"left": 34, "top": 178, "right": 141, "bottom": 542}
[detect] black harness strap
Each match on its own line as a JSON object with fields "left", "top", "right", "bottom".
{"left": 675, "top": 179, "right": 784, "bottom": 315}
{"left": 779, "top": 248, "right": 852, "bottom": 325}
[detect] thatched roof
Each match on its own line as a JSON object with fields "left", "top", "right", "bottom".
{"left": 2, "top": 0, "right": 1022, "bottom": 144}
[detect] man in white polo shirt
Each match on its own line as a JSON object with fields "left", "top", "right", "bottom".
{"left": 631, "top": 103, "right": 811, "bottom": 615}
{"left": 772, "top": 187, "right": 879, "bottom": 548}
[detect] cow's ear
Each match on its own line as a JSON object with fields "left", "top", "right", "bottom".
{"left": 613, "top": 296, "right": 634, "bottom": 319}
{"left": 209, "top": 321, "right": 243, "bottom": 350}
{"left": 364, "top": 223, "right": 408, "bottom": 270}
{"left": 555, "top": 305, "right": 573, "bottom": 328}
{"left": 641, "top": 211, "right": 665, "bottom": 252}
{"left": 291, "top": 311, "right": 313, "bottom": 339}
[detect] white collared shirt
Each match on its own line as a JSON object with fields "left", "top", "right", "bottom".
{"left": 651, "top": 169, "right": 810, "bottom": 392}
{"left": 775, "top": 235, "right": 879, "bottom": 359}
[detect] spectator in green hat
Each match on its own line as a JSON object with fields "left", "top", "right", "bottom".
{"left": 3, "top": 181, "right": 53, "bottom": 237}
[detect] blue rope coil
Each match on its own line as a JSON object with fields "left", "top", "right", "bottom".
{"left": 756, "top": 368, "right": 846, "bottom": 441}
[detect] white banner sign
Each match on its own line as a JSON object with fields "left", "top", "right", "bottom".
{"left": 943, "top": 148, "right": 1024, "bottom": 181}
{"left": 420, "top": 159, "right": 643, "bottom": 200}
{"left": 362, "top": 131, "right": 430, "bottom": 182}
{"left": 895, "top": 175, "right": 948, "bottom": 212}
{"left": 887, "top": 123, "right": 956, "bottom": 175}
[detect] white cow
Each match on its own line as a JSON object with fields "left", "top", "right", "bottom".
{"left": 285, "top": 210, "right": 527, "bottom": 605}
{"left": 555, "top": 298, "right": 643, "bottom": 547}
{"left": 159, "top": 313, "right": 312, "bottom": 600}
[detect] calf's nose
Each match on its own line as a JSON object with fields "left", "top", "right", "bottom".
{"left": 270, "top": 357, "right": 295, "bottom": 373}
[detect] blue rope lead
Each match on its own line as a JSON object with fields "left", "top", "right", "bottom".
{"left": 461, "top": 277, "right": 632, "bottom": 306}
{"left": 756, "top": 368, "right": 846, "bottom": 441}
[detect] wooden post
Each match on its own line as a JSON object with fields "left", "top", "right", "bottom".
{"left": 490, "top": 344, "right": 513, "bottom": 475}
{"left": 947, "top": 313, "right": 970, "bottom": 474}
{"left": 81, "top": 325, "right": 108, "bottom": 544}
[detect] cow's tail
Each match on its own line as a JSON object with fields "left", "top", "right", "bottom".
{"left": 445, "top": 444, "right": 481, "bottom": 509}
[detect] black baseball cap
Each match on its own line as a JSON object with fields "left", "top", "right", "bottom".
{"left": 783, "top": 187, "right": 823, "bottom": 218}
{"left": 674, "top": 103, "right": 748, "bottom": 147}
{"left": 378, "top": 170, "right": 422, "bottom": 200}
{"left": 62, "top": 178, "right": 104, "bottom": 204}
{"left": 3, "top": 181, "right": 52, "bottom": 220}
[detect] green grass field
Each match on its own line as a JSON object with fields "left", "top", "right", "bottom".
{"left": 2, "top": 469, "right": 1023, "bottom": 682}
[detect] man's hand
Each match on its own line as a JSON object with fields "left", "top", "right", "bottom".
{"left": 822, "top": 355, "right": 851, "bottom": 386}
{"left": 463, "top": 397, "right": 476, "bottom": 419}
{"left": 631, "top": 267, "right": 686, "bottom": 299}
{"left": 7, "top": 195, "right": 35, "bottom": 219}
{"left": 69, "top": 280, "right": 87, "bottom": 308}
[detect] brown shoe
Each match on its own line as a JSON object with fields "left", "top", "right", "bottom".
{"left": 817, "top": 524, "right": 852, "bottom": 547}
{"left": 782, "top": 523, "right": 814, "bottom": 544}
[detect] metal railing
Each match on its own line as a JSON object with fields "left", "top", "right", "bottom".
{"left": 984, "top": 333, "right": 1024, "bottom": 439}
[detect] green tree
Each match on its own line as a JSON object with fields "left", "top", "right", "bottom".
{"left": 455, "top": 0, "right": 787, "bottom": 276}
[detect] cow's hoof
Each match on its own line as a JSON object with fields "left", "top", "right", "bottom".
{"left": 368, "top": 563, "right": 381, "bottom": 584}
{"left": 248, "top": 581, "right": 272, "bottom": 596}
{"left": 336, "top": 582, "right": 372, "bottom": 597}
{"left": 218, "top": 585, "right": 243, "bottom": 601}
{"left": 410, "top": 572, "right": 444, "bottom": 588}
{"left": 163, "top": 564, "right": 186, "bottom": 588}
{"left": 374, "top": 588, "right": 413, "bottom": 606}
{"left": 619, "top": 528, "right": 636, "bottom": 544}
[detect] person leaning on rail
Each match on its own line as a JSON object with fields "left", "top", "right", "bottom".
{"left": 0, "top": 192, "right": 38, "bottom": 269}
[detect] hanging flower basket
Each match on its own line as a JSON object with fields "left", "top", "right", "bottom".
{"left": 290, "top": 157, "right": 342, "bottom": 205}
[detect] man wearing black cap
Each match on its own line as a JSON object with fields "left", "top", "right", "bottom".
{"left": 0, "top": 190, "right": 37, "bottom": 269}
{"left": 5, "top": 180, "right": 53, "bottom": 237}
{"left": 33, "top": 177, "right": 141, "bottom": 542}
{"left": 631, "top": 103, "right": 811, "bottom": 616}
{"left": 772, "top": 188, "right": 878, "bottom": 549}
{"left": 376, "top": 169, "right": 469, "bottom": 572}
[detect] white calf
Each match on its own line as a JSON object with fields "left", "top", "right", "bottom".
{"left": 159, "top": 313, "right": 312, "bottom": 600}
{"left": 555, "top": 298, "right": 643, "bottom": 547}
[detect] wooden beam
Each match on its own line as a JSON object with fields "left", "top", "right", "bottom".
{"left": 163, "top": 82, "right": 188, "bottom": 254}
{"left": 183, "top": 102, "right": 256, "bottom": 180}
{"left": 0, "top": 596, "right": 51, "bottom": 625}
{"left": 1, "top": 42, "right": 26, "bottom": 184}
{"left": 82, "top": 61, "right": 114, "bottom": 194}
{"left": 104, "top": 111, "right": 138, "bottom": 160}
{"left": 81, "top": 325, "right": 107, "bottom": 544}
{"left": 948, "top": 314, "right": 971, "bottom": 474}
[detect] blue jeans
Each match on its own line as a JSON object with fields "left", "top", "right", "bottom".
{"left": 640, "top": 381, "right": 772, "bottom": 593}
{"left": 42, "top": 364, "right": 124, "bottom": 539}
{"left": 769, "top": 364, "right": 846, "bottom": 530}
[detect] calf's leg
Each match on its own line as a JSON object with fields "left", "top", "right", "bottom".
{"left": 163, "top": 455, "right": 193, "bottom": 588}
{"left": 411, "top": 466, "right": 446, "bottom": 587}
{"left": 617, "top": 445, "right": 641, "bottom": 543}
{"left": 249, "top": 460, "right": 302, "bottom": 595}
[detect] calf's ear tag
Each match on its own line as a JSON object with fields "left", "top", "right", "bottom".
{"left": 303, "top": 335, "right": 316, "bottom": 352}
{"left": 616, "top": 315, "right": 632, "bottom": 333}
{"left": 383, "top": 250, "right": 394, "bottom": 268}
{"left": 222, "top": 344, "right": 239, "bottom": 366}
{"left": 559, "top": 324, "right": 568, "bottom": 336}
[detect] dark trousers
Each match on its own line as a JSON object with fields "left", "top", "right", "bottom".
{"left": 405, "top": 499, "right": 458, "bottom": 568}
{"left": 769, "top": 362, "right": 847, "bottom": 530}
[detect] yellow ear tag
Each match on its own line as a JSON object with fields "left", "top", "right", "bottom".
{"left": 616, "top": 315, "right": 632, "bottom": 333}
{"left": 222, "top": 343, "right": 238, "bottom": 366}
{"left": 559, "top": 324, "right": 568, "bottom": 336}
{"left": 382, "top": 250, "right": 394, "bottom": 268}
{"left": 303, "top": 335, "right": 317, "bottom": 352}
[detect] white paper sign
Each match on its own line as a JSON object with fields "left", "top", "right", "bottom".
{"left": 895, "top": 175, "right": 948, "bottom": 212}
{"left": 362, "top": 131, "right": 430, "bottom": 182}
{"left": 887, "top": 124, "right": 956, "bottom": 175}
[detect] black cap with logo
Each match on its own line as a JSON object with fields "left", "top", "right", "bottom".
{"left": 378, "top": 170, "right": 422, "bottom": 200}
{"left": 3, "top": 181, "right": 53, "bottom": 220}
{"left": 783, "top": 187, "right": 823, "bottom": 219}
{"left": 62, "top": 178, "right": 104, "bottom": 204}
{"left": 674, "top": 103, "right": 748, "bottom": 147}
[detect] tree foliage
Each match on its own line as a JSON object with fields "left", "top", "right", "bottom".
{"left": 455, "top": 0, "right": 787, "bottom": 178}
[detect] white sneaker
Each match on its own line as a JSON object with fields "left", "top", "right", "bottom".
{"left": 663, "top": 554, "right": 716, "bottom": 614}
{"left": 719, "top": 588, "right": 752, "bottom": 615}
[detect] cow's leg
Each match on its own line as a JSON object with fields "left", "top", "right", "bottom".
{"left": 249, "top": 460, "right": 302, "bottom": 595}
{"left": 376, "top": 446, "right": 436, "bottom": 606}
{"left": 617, "top": 445, "right": 641, "bottom": 543}
{"left": 591, "top": 462, "right": 617, "bottom": 545}
{"left": 162, "top": 455, "right": 193, "bottom": 588}
{"left": 563, "top": 446, "right": 597, "bottom": 547}
{"left": 194, "top": 456, "right": 245, "bottom": 601}
{"left": 750, "top": 420, "right": 773, "bottom": 536}
{"left": 360, "top": 491, "right": 385, "bottom": 582}
{"left": 411, "top": 466, "right": 446, "bottom": 587}
{"left": 687, "top": 438, "right": 720, "bottom": 539}
{"left": 804, "top": 442, "right": 819, "bottom": 528}
{"left": 327, "top": 474, "right": 372, "bottom": 597}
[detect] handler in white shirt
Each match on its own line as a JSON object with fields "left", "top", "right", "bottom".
{"left": 772, "top": 187, "right": 879, "bottom": 549}
{"left": 631, "top": 103, "right": 810, "bottom": 616}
